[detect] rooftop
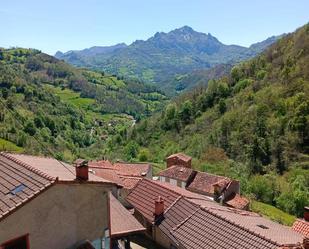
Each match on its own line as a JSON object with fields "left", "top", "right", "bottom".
{"left": 126, "top": 178, "right": 210, "bottom": 223}
{"left": 224, "top": 193, "right": 250, "bottom": 210}
{"left": 159, "top": 197, "right": 304, "bottom": 249}
{"left": 109, "top": 193, "right": 145, "bottom": 238}
{"left": 113, "top": 162, "right": 151, "bottom": 177}
{"left": 4, "top": 153, "right": 112, "bottom": 184}
{"left": 292, "top": 219, "right": 309, "bottom": 237}
{"left": 166, "top": 153, "right": 192, "bottom": 162}
{"left": 187, "top": 171, "right": 230, "bottom": 195}
{"left": 158, "top": 165, "right": 194, "bottom": 182}
{"left": 0, "top": 153, "right": 56, "bottom": 220}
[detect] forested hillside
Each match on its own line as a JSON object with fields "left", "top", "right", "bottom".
{"left": 56, "top": 26, "right": 281, "bottom": 86}
{"left": 0, "top": 48, "right": 167, "bottom": 160}
{"left": 108, "top": 24, "right": 309, "bottom": 217}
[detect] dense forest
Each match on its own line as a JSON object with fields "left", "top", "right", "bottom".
{"left": 106, "top": 24, "right": 309, "bottom": 218}
{"left": 0, "top": 48, "right": 167, "bottom": 160}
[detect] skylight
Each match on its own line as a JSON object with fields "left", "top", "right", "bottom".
{"left": 11, "top": 184, "right": 26, "bottom": 195}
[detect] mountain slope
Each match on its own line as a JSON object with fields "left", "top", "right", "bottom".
{"left": 56, "top": 26, "right": 281, "bottom": 85}
{"left": 0, "top": 48, "right": 167, "bottom": 160}
{"left": 107, "top": 24, "right": 309, "bottom": 217}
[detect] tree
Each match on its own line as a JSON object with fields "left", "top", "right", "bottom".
{"left": 178, "top": 100, "right": 193, "bottom": 125}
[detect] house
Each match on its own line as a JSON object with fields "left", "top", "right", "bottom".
{"left": 158, "top": 165, "right": 196, "bottom": 188}
{"left": 156, "top": 196, "right": 304, "bottom": 249}
{"left": 88, "top": 160, "right": 151, "bottom": 204}
{"left": 166, "top": 153, "right": 192, "bottom": 168}
{"left": 292, "top": 207, "right": 309, "bottom": 238}
{"left": 125, "top": 178, "right": 210, "bottom": 238}
{"left": 0, "top": 153, "right": 145, "bottom": 249}
{"left": 159, "top": 153, "right": 248, "bottom": 209}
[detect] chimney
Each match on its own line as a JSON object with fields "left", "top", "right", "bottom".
{"left": 74, "top": 159, "right": 89, "bottom": 181}
{"left": 304, "top": 206, "right": 309, "bottom": 222}
{"left": 154, "top": 196, "right": 164, "bottom": 217}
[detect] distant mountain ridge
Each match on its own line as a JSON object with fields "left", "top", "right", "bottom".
{"left": 55, "top": 26, "right": 282, "bottom": 85}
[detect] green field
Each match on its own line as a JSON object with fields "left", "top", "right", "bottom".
{"left": 0, "top": 139, "right": 24, "bottom": 153}
{"left": 250, "top": 200, "right": 296, "bottom": 226}
{"left": 45, "top": 85, "right": 95, "bottom": 108}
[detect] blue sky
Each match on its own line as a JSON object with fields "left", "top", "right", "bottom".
{"left": 1, "top": 0, "right": 308, "bottom": 55}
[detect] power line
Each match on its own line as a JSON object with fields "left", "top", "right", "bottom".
{"left": 0, "top": 97, "right": 76, "bottom": 177}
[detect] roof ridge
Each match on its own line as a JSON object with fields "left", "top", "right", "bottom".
{"left": 0, "top": 152, "right": 57, "bottom": 181}
{"left": 200, "top": 205, "right": 280, "bottom": 246}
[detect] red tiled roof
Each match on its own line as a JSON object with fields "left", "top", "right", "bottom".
{"left": 224, "top": 193, "right": 250, "bottom": 210}
{"left": 113, "top": 162, "right": 151, "bottom": 177}
{"left": 88, "top": 167, "right": 123, "bottom": 187}
{"left": 158, "top": 166, "right": 194, "bottom": 182}
{"left": 159, "top": 197, "right": 303, "bottom": 249}
{"left": 4, "top": 153, "right": 113, "bottom": 184}
{"left": 88, "top": 160, "right": 114, "bottom": 169}
{"left": 187, "top": 171, "right": 230, "bottom": 195}
{"left": 126, "top": 179, "right": 209, "bottom": 223}
{"left": 89, "top": 160, "right": 151, "bottom": 177}
{"left": 167, "top": 153, "right": 192, "bottom": 162}
{"left": 0, "top": 153, "right": 56, "bottom": 221}
{"left": 119, "top": 176, "right": 142, "bottom": 190}
{"left": 292, "top": 219, "right": 309, "bottom": 237}
{"left": 110, "top": 193, "right": 145, "bottom": 237}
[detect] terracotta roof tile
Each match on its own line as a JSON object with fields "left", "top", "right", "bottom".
{"left": 187, "top": 171, "right": 230, "bottom": 195}
{"left": 166, "top": 153, "right": 192, "bottom": 162}
{"left": 113, "top": 162, "right": 151, "bottom": 177}
{"left": 126, "top": 179, "right": 209, "bottom": 223}
{"left": 292, "top": 219, "right": 309, "bottom": 237}
{"left": 88, "top": 160, "right": 114, "bottom": 169}
{"left": 224, "top": 193, "right": 250, "bottom": 210}
{"left": 119, "top": 176, "right": 142, "bottom": 190}
{"left": 4, "top": 153, "right": 112, "bottom": 184}
{"left": 158, "top": 166, "right": 194, "bottom": 182}
{"left": 0, "top": 153, "right": 56, "bottom": 221}
{"left": 159, "top": 197, "right": 303, "bottom": 249}
{"left": 110, "top": 193, "right": 145, "bottom": 237}
{"left": 88, "top": 167, "right": 123, "bottom": 186}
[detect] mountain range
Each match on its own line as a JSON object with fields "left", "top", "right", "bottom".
{"left": 55, "top": 26, "right": 282, "bottom": 86}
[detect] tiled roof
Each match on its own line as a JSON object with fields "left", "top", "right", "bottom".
{"left": 126, "top": 179, "right": 209, "bottom": 223}
{"left": 292, "top": 219, "right": 309, "bottom": 237}
{"left": 166, "top": 153, "right": 192, "bottom": 162}
{"left": 187, "top": 171, "right": 230, "bottom": 195}
{"left": 158, "top": 166, "right": 194, "bottom": 182}
{"left": 119, "top": 176, "right": 142, "bottom": 190}
{"left": 159, "top": 197, "right": 303, "bottom": 249}
{"left": 89, "top": 167, "right": 123, "bottom": 187}
{"left": 224, "top": 193, "right": 250, "bottom": 210}
{"left": 110, "top": 193, "right": 145, "bottom": 237}
{"left": 89, "top": 160, "right": 151, "bottom": 177}
{"left": 0, "top": 153, "right": 56, "bottom": 221}
{"left": 113, "top": 162, "right": 151, "bottom": 177}
{"left": 4, "top": 153, "right": 112, "bottom": 184}
{"left": 88, "top": 160, "right": 114, "bottom": 169}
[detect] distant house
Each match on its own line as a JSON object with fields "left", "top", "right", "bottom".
{"left": 159, "top": 153, "right": 247, "bottom": 209}
{"left": 158, "top": 165, "right": 196, "bottom": 188}
{"left": 125, "top": 178, "right": 304, "bottom": 249}
{"left": 166, "top": 153, "right": 192, "bottom": 168}
{"left": 0, "top": 153, "right": 145, "bottom": 249}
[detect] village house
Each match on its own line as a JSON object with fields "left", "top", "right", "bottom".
{"left": 158, "top": 152, "right": 249, "bottom": 210}
{"left": 0, "top": 153, "right": 145, "bottom": 249}
{"left": 126, "top": 178, "right": 305, "bottom": 249}
{"left": 88, "top": 160, "right": 151, "bottom": 204}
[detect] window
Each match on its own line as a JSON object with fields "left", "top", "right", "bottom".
{"left": 1, "top": 234, "right": 29, "bottom": 249}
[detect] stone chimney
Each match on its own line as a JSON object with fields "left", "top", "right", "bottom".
{"left": 154, "top": 196, "right": 164, "bottom": 217}
{"left": 74, "top": 159, "right": 89, "bottom": 181}
{"left": 304, "top": 206, "right": 309, "bottom": 222}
